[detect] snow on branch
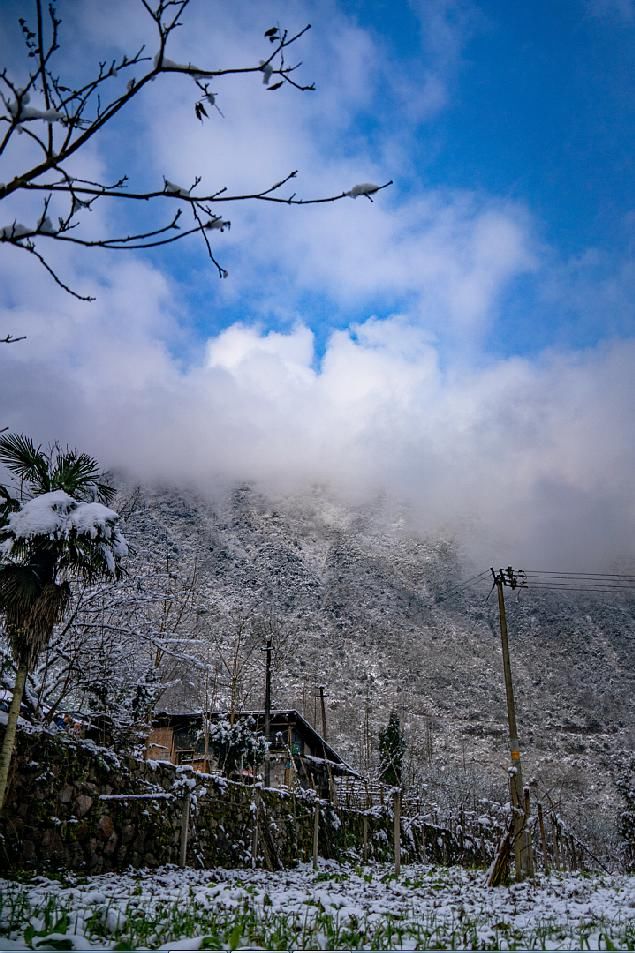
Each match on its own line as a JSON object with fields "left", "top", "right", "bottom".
{"left": 0, "top": 0, "right": 393, "bottom": 308}
{"left": 3, "top": 90, "right": 65, "bottom": 123}
{"left": 347, "top": 183, "right": 383, "bottom": 200}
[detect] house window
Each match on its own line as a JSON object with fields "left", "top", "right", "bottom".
{"left": 271, "top": 731, "right": 286, "bottom": 751}
{"left": 174, "top": 726, "right": 199, "bottom": 757}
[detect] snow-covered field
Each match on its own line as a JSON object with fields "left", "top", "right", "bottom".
{"left": 1, "top": 861, "right": 634, "bottom": 950}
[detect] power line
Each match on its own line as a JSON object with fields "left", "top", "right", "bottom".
{"left": 522, "top": 584, "right": 634, "bottom": 593}
{"left": 503, "top": 567, "right": 635, "bottom": 594}
{"left": 458, "top": 572, "right": 493, "bottom": 591}
{"left": 525, "top": 580, "right": 635, "bottom": 588}
{"left": 438, "top": 569, "right": 491, "bottom": 601}
{"left": 524, "top": 570, "right": 635, "bottom": 581}
{"left": 521, "top": 573, "right": 635, "bottom": 586}
{"left": 440, "top": 566, "right": 635, "bottom": 603}
{"left": 523, "top": 572, "right": 635, "bottom": 592}
{"left": 454, "top": 569, "right": 491, "bottom": 589}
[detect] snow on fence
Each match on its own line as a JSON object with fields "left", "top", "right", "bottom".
{"left": 332, "top": 775, "right": 594, "bottom": 880}
{"left": 98, "top": 793, "right": 176, "bottom": 800}
{"left": 0, "top": 722, "right": 597, "bottom": 878}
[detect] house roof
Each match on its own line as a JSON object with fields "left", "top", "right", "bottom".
{"left": 152, "top": 707, "right": 361, "bottom": 778}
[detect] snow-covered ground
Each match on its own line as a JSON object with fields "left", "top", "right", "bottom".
{"left": 1, "top": 861, "right": 634, "bottom": 950}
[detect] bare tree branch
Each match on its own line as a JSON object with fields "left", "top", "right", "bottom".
{"left": 0, "top": 0, "right": 392, "bottom": 324}
{"left": 20, "top": 242, "right": 95, "bottom": 301}
{"left": 35, "top": 0, "right": 57, "bottom": 160}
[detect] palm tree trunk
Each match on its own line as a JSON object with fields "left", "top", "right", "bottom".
{"left": 0, "top": 663, "right": 27, "bottom": 810}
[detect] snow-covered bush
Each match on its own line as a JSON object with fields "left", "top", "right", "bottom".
{"left": 201, "top": 716, "right": 268, "bottom": 775}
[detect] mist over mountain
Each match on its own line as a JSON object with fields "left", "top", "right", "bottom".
{"left": 3, "top": 318, "right": 634, "bottom": 571}
{"left": 119, "top": 479, "right": 635, "bottom": 846}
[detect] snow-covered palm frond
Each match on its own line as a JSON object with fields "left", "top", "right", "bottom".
{"left": 0, "top": 485, "right": 20, "bottom": 524}
{"left": 0, "top": 434, "right": 127, "bottom": 674}
{"left": 0, "top": 490, "right": 128, "bottom": 582}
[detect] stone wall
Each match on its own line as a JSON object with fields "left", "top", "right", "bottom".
{"left": 0, "top": 725, "right": 498, "bottom": 875}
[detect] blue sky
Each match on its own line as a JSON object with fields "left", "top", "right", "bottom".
{"left": 411, "top": 1, "right": 634, "bottom": 252}
{"left": 386, "top": 0, "right": 632, "bottom": 354}
{"left": 0, "top": 0, "right": 633, "bottom": 563}
{"left": 156, "top": 0, "right": 635, "bottom": 359}
{"left": 315, "top": 0, "right": 635, "bottom": 356}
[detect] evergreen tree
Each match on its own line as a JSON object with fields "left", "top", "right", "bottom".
{"left": 616, "top": 755, "right": 635, "bottom": 873}
{"left": 378, "top": 710, "right": 406, "bottom": 788}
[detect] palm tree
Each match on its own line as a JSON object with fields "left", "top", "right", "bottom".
{"left": 0, "top": 433, "right": 127, "bottom": 809}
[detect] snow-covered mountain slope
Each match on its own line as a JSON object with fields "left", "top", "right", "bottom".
{"left": 119, "top": 481, "right": 634, "bottom": 841}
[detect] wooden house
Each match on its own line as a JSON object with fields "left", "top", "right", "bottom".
{"left": 146, "top": 708, "right": 360, "bottom": 797}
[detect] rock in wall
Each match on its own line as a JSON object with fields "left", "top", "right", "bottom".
{"left": 0, "top": 724, "right": 497, "bottom": 874}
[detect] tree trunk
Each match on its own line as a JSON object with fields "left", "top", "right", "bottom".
{"left": 0, "top": 663, "right": 27, "bottom": 810}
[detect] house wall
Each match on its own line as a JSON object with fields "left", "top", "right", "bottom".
{"left": 146, "top": 726, "right": 175, "bottom": 763}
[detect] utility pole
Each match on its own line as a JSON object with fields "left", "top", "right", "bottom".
{"left": 264, "top": 636, "right": 272, "bottom": 787}
{"left": 318, "top": 685, "right": 328, "bottom": 740}
{"left": 364, "top": 680, "right": 372, "bottom": 774}
{"left": 492, "top": 566, "right": 531, "bottom": 880}
{"left": 203, "top": 671, "right": 210, "bottom": 768}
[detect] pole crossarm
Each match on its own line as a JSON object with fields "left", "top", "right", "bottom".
{"left": 493, "top": 566, "right": 528, "bottom": 590}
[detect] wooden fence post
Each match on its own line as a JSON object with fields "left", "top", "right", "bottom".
{"left": 363, "top": 781, "right": 369, "bottom": 864}
{"left": 292, "top": 790, "right": 298, "bottom": 860}
{"left": 251, "top": 789, "right": 260, "bottom": 869}
{"left": 552, "top": 816, "right": 561, "bottom": 870}
{"left": 569, "top": 834, "right": 577, "bottom": 870}
{"left": 312, "top": 800, "right": 319, "bottom": 871}
{"left": 393, "top": 789, "right": 401, "bottom": 877}
{"left": 179, "top": 791, "right": 191, "bottom": 868}
{"left": 486, "top": 815, "right": 514, "bottom": 888}
{"left": 523, "top": 786, "right": 534, "bottom": 877}
{"left": 537, "top": 802, "right": 549, "bottom": 873}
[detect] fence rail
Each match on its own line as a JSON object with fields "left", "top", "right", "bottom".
{"left": 333, "top": 776, "right": 434, "bottom": 817}
{"left": 98, "top": 779, "right": 593, "bottom": 878}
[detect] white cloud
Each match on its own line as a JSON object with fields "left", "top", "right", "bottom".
{"left": 206, "top": 323, "right": 315, "bottom": 373}
{"left": 245, "top": 193, "right": 536, "bottom": 339}
{"left": 1, "top": 253, "right": 633, "bottom": 567}
{"left": 0, "top": 0, "right": 633, "bottom": 572}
